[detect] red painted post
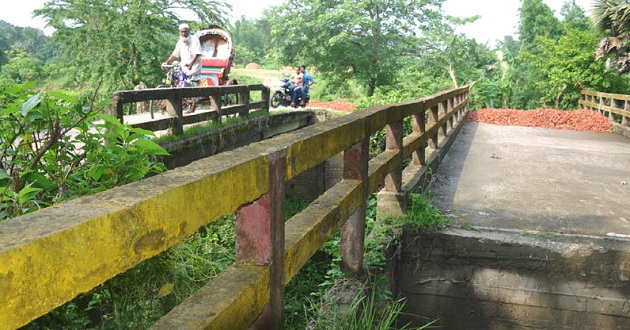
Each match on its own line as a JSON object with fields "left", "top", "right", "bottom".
{"left": 340, "top": 138, "right": 368, "bottom": 278}
{"left": 238, "top": 149, "right": 287, "bottom": 330}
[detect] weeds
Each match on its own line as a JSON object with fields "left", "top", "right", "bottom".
{"left": 393, "top": 193, "right": 450, "bottom": 231}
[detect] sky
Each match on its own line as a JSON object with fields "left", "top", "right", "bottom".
{"left": 1, "top": 0, "right": 594, "bottom": 47}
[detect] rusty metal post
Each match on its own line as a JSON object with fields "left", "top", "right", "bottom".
{"left": 340, "top": 138, "right": 368, "bottom": 278}
{"left": 238, "top": 149, "right": 287, "bottom": 330}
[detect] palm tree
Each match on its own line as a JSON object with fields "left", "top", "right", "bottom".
{"left": 592, "top": 0, "right": 630, "bottom": 73}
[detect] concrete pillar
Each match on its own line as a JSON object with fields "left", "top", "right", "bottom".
{"left": 429, "top": 105, "right": 439, "bottom": 149}
{"left": 412, "top": 106, "right": 426, "bottom": 166}
{"left": 238, "top": 149, "right": 287, "bottom": 330}
{"left": 340, "top": 139, "right": 368, "bottom": 278}
{"left": 378, "top": 120, "right": 406, "bottom": 218}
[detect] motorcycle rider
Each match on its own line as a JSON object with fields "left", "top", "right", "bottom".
{"left": 162, "top": 23, "right": 202, "bottom": 113}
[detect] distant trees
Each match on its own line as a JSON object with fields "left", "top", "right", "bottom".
{"left": 231, "top": 15, "right": 273, "bottom": 67}
{"left": 34, "top": 0, "right": 231, "bottom": 93}
{"left": 483, "top": 0, "right": 630, "bottom": 110}
{"left": 271, "top": 0, "right": 452, "bottom": 97}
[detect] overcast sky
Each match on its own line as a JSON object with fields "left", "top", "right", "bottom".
{"left": 1, "top": 0, "right": 594, "bottom": 47}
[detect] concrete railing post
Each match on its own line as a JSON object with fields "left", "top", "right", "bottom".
{"left": 237, "top": 149, "right": 287, "bottom": 330}
{"left": 412, "top": 105, "right": 427, "bottom": 166}
{"left": 447, "top": 97, "right": 454, "bottom": 127}
{"left": 171, "top": 91, "right": 184, "bottom": 136}
{"left": 439, "top": 100, "right": 448, "bottom": 137}
{"left": 340, "top": 138, "right": 368, "bottom": 278}
{"left": 623, "top": 100, "right": 629, "bottom": 126}
{"left": 429, "top": 105, "right": 439, "bottom": 149}
{"left": 377, "top": 120, "right": 406, "bottom": 217}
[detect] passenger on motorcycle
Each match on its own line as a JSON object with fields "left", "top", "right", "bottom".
{"left": 162, "top": 23, "right": 202, "bottom": 113}
{"left": 289, "top": 66, "right": 304, "bottom": 107}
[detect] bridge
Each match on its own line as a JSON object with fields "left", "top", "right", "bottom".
{"left": 1, "top": 86, "right": 629, "bottom": 329}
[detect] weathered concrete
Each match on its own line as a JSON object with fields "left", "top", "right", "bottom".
{"left": 431, "top": 122, "right": 630, "bottom": 236}
{"left": 396, "top": 229, "right": 630, "bottom": 329}
{"left": 160, "top": 111, "right": 313, "bottom": 169}
{"left": 396, "top": 122, "right": 630, "bottom": 329}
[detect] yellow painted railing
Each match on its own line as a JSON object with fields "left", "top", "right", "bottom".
{"left": 0, "top": 86, "right": 469, "bottom": 330}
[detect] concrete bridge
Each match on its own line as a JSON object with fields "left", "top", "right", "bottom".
{"left": 397, "top": 120, "right": 630, "bottom": 329}
{"left": 1, "top": 85, "right": 630, "bottom": 329}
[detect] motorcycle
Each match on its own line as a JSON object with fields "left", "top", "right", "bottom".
{"left": 157, "top": 61, "right": 197, "bottom": 115}
{"left": 270, "top": 78, "right": 309, "bottom": 108}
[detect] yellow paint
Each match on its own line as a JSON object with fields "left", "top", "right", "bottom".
{"left": 0, "top": 152, "right": 269, "bottom": 329}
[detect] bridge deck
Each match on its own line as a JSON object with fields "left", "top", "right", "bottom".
{"left": 431, "top": 122, "right": 630, "bottom": 238}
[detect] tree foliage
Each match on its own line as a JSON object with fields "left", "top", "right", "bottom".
{"left": 518, "top": 0, "right": 563, "bottom": 50}
{"left": 0, "top": 83, "right": 168, "bottom": 220}
{"left": 592, "top": 0, "right": 630, "bottom": 74}
{"left": 231, "top": 15, "right": 273, "bottom": 67}
{"left": 34, "top": 0, "right": 231, "bottom": 94}
{"left": 271, "top": 0, "right": 449, "bottom": 97}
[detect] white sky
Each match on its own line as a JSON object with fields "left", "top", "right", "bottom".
{"left": 1, "top": 0, "right": 593, "bottom": 47}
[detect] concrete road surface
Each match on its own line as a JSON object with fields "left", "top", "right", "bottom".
{"left": 430, "top": 122, "right": 630, "bottom": 237}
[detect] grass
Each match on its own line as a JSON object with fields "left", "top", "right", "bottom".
{"left": 151, "top": 108, "right": 269, "bottom": 145}
{"left": 389, "top": 193, "right": 451, "bottom": 231}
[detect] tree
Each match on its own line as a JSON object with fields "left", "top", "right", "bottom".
{"left": 271, "top": 0, "right": 448, "bottom": 97}
{"left": 518, "top": 0, "right": 563, "bottom": 50}
{"left": 561, "top": 0, "right": 593, "bottom": 31}
{"left": 591, "top": 0, "right": 630, "bottom": 73}
{"left": 34, "top": 0, "right": 231, "bottom": 94}
{"left": 512, "top": 0, "right": 565, "bottom": 109}
{"left": 0, "top": 49, "right": 44, "bottom": 83}
{"left": 528, "top": 29, "right": 626, "bottom": 109}
{"left": 231, "top": 16, "right": 272, "bottom": 66}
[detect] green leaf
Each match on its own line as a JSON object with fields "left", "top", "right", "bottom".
{"left": 133, "top": 139, "right": 170, "bottom": 155}
{"left": 49, "top": 90, "right": 80, "bottom": 104}
{"left": 17, "top": 184, "right": 42, "bottom": 205}
{"left": 0, "top": 170, "right": 10, "bottom": 181}
{"left": 21, "top": 172, "right": 57, "bottom": 192}
{"left": 22, "top": 94, "right": 42, "bottom": 116}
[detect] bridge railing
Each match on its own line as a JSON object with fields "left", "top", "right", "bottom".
{"left": 579, "top": 90, "right": 630, "bottom": 127}
{"left": 112, "top": 84, "right": 270, "bottom": 135}
{"left": 0, "top": 86, "right": 469, "bottom": 329}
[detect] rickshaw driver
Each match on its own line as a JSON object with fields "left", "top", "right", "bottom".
{"left": 162, "top": 23, "right": 203, "bottom": 112}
